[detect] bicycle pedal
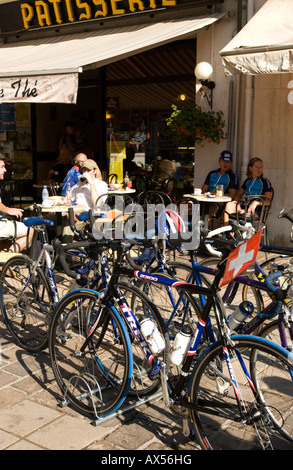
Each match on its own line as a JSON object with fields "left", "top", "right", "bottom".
{"left": 147, "top": 360, "right": 162, "bottom": 380}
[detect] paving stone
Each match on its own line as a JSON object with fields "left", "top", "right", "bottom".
{"left": 141, "top": 438, "right": 174, "bottom": 451}
{"left": 0, "top": 429, "right": 19, "bottom": 449}
{"left": 0, "top": 370, "right": 18, "bottom": 388}
{"left": 28, "top": 414, "right": 115, "bottom": 450}
{"left": 0, "top": 399, "right": 61, "bottom": 437}
{"left": 86, "top": 441, "right": 121, "bottom": 451}
{"left": 105, "top": 422, "right": 153, "bottom": 450}
{"left": 0, "top": 387, "right": 26, "bottom": 409}
{"left": 5, "top": 439, "right": 45, "bottom": 450}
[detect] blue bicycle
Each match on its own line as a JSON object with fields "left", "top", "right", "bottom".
{"left": 48, "top": 234, "right": 293, "bottom": 449}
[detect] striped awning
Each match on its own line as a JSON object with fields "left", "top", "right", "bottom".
{"left": 0, "top": 13, "right": 225, "bottom": 103}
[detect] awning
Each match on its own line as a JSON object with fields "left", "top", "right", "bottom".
{"left": 0, "top": 13, "right": 225, "bottom": 104}
{"left": 220, "top": 0, "right": 293, "bottom": 76}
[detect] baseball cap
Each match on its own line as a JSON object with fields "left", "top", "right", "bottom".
{"left": 220, "top": 150, "right": 232, "bottom": 162}
{"left": 82, "top": 159, "right": 98, "bottom": 170}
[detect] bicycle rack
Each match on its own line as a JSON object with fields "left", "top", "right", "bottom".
{"left": 60, "top": 363, "right": 163, "bottom": 426}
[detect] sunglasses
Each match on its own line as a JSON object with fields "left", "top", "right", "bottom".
{"left": 81, "top": 167, "right": 92, "bottom": 173}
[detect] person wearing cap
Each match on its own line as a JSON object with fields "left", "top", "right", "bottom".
{"left": 200, "top": 150, "right": 239, "bottom": 224}
{"left": 60, "top": 152, "right": 88, "bottom": 197}
{"left": 71, "top": 159, "right": 107, "bottom": 210}
{"left": 201, "top": 150, "right": 238, "bottom": 198}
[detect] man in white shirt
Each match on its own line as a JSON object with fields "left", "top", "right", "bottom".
{"left": 0, "top": 154, "right": 33, "bottom": 251}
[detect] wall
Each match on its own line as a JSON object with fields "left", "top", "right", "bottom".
{"left": 194, "top": 0, "right": 292, "bottom": 246}
{"left": 193, "top": 3, "right": 237, "bottom": 188}
{"left": 253, "top": 73, "right": 293, "bottom": 245}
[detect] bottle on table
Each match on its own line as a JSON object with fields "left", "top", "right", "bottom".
{"left": 66, "top": 182, "right": 72, "bottom": 205}
{"left": 42, "top": 185, "right": 49, "bottom": 206}
{"left": 123, "top": 172, "right": 129, "bottom": 187}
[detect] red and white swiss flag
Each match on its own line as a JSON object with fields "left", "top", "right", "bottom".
{"left": 220, "top": 230, "right": 262, "bottom": 287}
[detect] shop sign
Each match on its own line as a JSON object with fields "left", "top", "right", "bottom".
{"left": 0, "top": 0, "right": 221, "bottom": 34}
{"left": 0, "top": 73, "right": 78, "bottom": 104}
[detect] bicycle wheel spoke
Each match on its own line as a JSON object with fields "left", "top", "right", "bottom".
{"left": 0, "top": 255, "right": 52, "bottom": 352}
{"left": 49, "top": 290, "right": 132, "bottom": 418}
{"left": 189, "top": 337, "right": 293, "bottom": 450}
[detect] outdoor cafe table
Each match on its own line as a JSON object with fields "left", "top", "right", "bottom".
{"left": 184, "top": 193, "right": 232, "bottom": 229}
{"left": 40, "top": 203, "right": 86, "bottom": 241}
{"left": 108, "top": 188, "right": 136, "bottom": 195}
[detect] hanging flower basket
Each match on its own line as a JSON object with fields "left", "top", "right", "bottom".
{"left": 166, "top": 104, "right": 226, "bottom": 148}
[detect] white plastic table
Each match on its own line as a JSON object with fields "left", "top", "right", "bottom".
{"left": 184, "top": 194, "right": 232, "bottom": 229}
{"left": 40, "top": 203, "right": 86, "bottom": 240}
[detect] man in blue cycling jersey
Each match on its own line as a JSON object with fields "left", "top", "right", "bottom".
{"left": 61, "top": 152, "right": 88, "bottom": 197}
{"left": 201, "top": 150, "right": 239, "bottom": 223}
{"left": 201, "top": 150, "right": 239, "bottom": 197}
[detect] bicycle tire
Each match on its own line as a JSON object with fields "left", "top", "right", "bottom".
{"left": 259, "top": 255, "right": 293, "bottom": 307}
{"left": 252, "top": 320, "right": 293, "bottom": 441}
{"left": 199, "top": 256, "right": 264, "bottom": 317}
{"left": 168, "top": 260, "right": 225, "bottom": 323}
{"left": 134, "top": 261, "right": 223, "bottom": 340}
{"left": 49, "top": 289, "right": 133, "bottom": 418}
{"left": 0, "top": 254, "right": 54, "bottom": 352}
{"left": 258, "top": 317, "right": 293, "bottom": 351}
{"left": 189, "top": 335, "right": 293, "bottom": 450}
{"left": 117, "top": 281, "right": 169, "bottom": 397}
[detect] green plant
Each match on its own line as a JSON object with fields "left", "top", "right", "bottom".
{"left": 166, "top": 103, "right": 226, "bottom": 148}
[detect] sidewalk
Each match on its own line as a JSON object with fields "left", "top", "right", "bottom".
{"left": 0, "top": 319, "right": 199, "bottom": 451}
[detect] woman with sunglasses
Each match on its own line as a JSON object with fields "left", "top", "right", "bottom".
{"left": 71, "top": 159, "right": 107, "bottom": 210}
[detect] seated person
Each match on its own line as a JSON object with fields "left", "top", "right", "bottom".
{"left": 0, "top": 154, "right": 33, "bottom": 252}
{"left": 48, "top": 145, "right": 73, "bottom": 184}
{"left": 60, "top": 152, "right": 88, "bottom": 196}
{"left": 224, "top": 157, "right": 272, "bottom": 225}
{"left": 201, "top": 150, "right": 239, "bottom": 221}
{"left": 71, "top": 159, "right": 107, "bottom": 211}
{"left": 155, "top": 151, "right": 176, "bottom": 181}
{"left": 202, "top": 150, "right": 238, "bottom": 197}
{"left": 125, "top": 146, "right": 140, "bottom": 176}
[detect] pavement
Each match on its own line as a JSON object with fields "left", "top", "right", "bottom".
{"left": 0, "top": 317, "right": 200, "bottom": 452}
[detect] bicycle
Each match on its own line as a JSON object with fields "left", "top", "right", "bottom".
{"left": 0, "top": 213, "right": 94, "bottom": 353}
{"left": 48, "top": 234, "right": 293, "bottom": 449}
{"left": 0, "top": 209, "right": 171, "bottom": 406}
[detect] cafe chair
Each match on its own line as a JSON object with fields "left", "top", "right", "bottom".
{"left": 229, "top": 189, "right": 274, "bottom": 245}
{"left": 0, "top": 214, "right": 18, "bottom": 253}
{"left": 0, "top": 179, "right": 14, "bottom": 207}
{"left": 49, "top": 180, "right": 59, "bottom": 196}
{"left": 137, "top": 190, "right": 172, "bottom": 207}
{"left": 132, "top": 172, "right": 151, "bottom": 193}
{"left": 108, "top": 173, "right": 118, "bottom": 184}
{"left": 12, "top": 180, "right": 34, "bottom": 208}
{"left": 161, "top": 177, "right": 177, "bottom": 193}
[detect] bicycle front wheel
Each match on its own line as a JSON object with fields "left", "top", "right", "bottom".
{"left": 49, "top": 289, "right": 132, "bottom": 418}
{"left": 0, "top": 254, "right": 54, "bottom": 352}
{"left": 189, "top": 335, "right": 293, "bottom": 450}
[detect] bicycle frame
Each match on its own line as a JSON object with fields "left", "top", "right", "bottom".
{"left": 184, "top": 252, "right": 293, "bottom": 351}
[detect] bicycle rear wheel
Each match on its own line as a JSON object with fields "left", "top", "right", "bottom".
{"left": 0, "top": 254, "right": 53, "bottom": 352}
{"left": 49, "top": 289, "right": 132, "bottom": 418}
{"left": 250, "top": 333, "right": 293, "bottom": 442}
{"left": 189, "top": 336, "right": 293, "bottom": 450}
{"left": 199, "top": 256, "right": 264, "bottom": 317}
{"left": 135, "top": 261, "right": 222, "bottom": 341}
